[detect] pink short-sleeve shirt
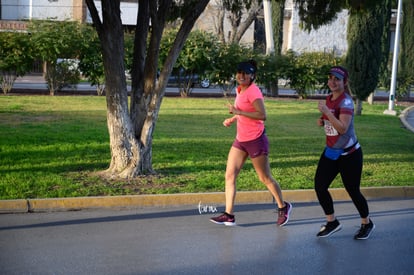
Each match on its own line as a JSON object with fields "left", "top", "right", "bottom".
{"left": 234, "top": 83, "right": 265, "bottom": 142}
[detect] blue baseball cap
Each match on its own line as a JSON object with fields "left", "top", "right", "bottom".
{"left": 329, "top": 66, "right": 348, "bottom": 80}
{"left": 237, "top": 62, "right": 256, "bottom": 74}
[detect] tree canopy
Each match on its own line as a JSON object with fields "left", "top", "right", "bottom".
{"left": 0, "top": 32, "right": 34, "bottom": 94}
{"left": 28, "top": 20, "right": 85, "bottom": 95}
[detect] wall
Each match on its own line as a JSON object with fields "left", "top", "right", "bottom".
{"left": 2, "top": 0, "right": 74, "bottom": 20}
{"left": 286, "top": 8, "right": 348, "bottom": 56}
{"left": 85, "top": 1, "right": 139, "bottom": 26}
{"left": 1, "top": 0, "right": 136, "bottom": 24}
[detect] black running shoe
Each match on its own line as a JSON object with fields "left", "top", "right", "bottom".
{"left": 210, "top": 212, "right": 236, "bottom": 226}
{"left": 317, "top": 219, "right": 342, "bottom": 238}
{"left": 354, "top": 219, "right": 375, "bottom": 240}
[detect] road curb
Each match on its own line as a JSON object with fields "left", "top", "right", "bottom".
{"left": 1, "top": 186, "right": 413, "bottom": 213}
{"left": 400, "top": 105, "right": 414, "bottom": 133}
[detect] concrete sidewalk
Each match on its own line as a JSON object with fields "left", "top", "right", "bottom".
{"left": 1, "top": 186, "right": 413, "bottom": 213}
{"left": 400, "top": 104, "right": 414, "bottom": 132}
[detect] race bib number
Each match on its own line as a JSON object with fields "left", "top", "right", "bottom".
{"left": 324, "top": 120, "right": 338, "bottom": 136}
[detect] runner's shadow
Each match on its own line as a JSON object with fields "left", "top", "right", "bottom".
{"left": 1, "top": 201, "right": 413, "bottom": 231}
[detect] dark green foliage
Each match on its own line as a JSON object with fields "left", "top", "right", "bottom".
{"left": 345, "top": 2, "right": 389, "bottom": 101}
{"left": 78, "top": 25, "right": 105, "bottom": 95}
{"left": 0, "top": 32, "right": 34, "bottom": 76}
{"left": 377, "top": 0, "right": 392, "bottom": 90}
{"left": 294, "top": 0, "right": 346, "bottom": 31}
{"left": 271, "top": 0, "right": 285, "bottom": 55}
{"left": 284, "top": 51, "right": 342, "bottom": 98}
{"left": 0, "top": 32, "right": 35, "bottom": 94}
{"left": 223, "top": 0, "right": 254, "bottom": 13}
{"left": 397, "top": 0, "right": 414, "bottom": 96}
{"left": 28, "top": 20, "right": 85, "bottom": 95}
{"left": 347, "top": 0, "right": 383, "bottom": 13}
{"left": 294, "top": 0, "right": 386, "bottom": 30}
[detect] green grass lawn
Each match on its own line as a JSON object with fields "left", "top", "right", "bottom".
{"left": 0, "top": 95, "right": 413, "bottom": 199}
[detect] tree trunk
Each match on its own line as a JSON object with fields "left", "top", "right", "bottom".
{"left": 86, "top": 0, "right": 139, "bottom": 178}
{"left": 232, "top": 1, "right": 262, "bottom": 43}
{"left": 215, "top": 0, "right": 262, "bottom": 44}
{"left": 105, "top": 93, "right": 141, "bottom": 178}
{"left": 104, "top": 43, "right": 140, "bottom": 178}
{"left": 367, "top": 92, "right": 374, "bottom": 105}
{"left": 0, "top": 72, "right": 17, "bottom": 94}
{"left": 265, "top": 82, "right": 279, "bottom": 97}
{"left": 215, "top": 2, "right": 226, "bottom": 43}
{"left": 45, "top": 61, "right": 57, "bottom": 96}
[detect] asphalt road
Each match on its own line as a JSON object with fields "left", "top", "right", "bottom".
{"left": 1, "top": 198, "right": 413, "bottom": 275}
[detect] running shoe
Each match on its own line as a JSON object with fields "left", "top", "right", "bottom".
{"left": 354, "top": 219, "right": 375, "bottom": 240}
{"left": 210, "top": 212, "right": 236, "bottom": 226}
{"left": 317, "top": 219, "right": 342, "bottom": 237}
{"left": 277, "top": 201, "right": 292, "bottom": 226}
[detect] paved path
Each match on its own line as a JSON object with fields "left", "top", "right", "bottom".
{"left": 1, "top": 198, "right": 413, "bottom": 275}
{"left": 400, "top": 105, "right": 414, "bottom": 132}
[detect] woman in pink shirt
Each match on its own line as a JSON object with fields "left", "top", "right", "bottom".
{"left": 210, "top": 60, "right": 292, "bottom": 226}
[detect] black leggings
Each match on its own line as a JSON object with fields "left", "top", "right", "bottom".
{"left": 314, "top": 147, "right": 369, "bottom": 218}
